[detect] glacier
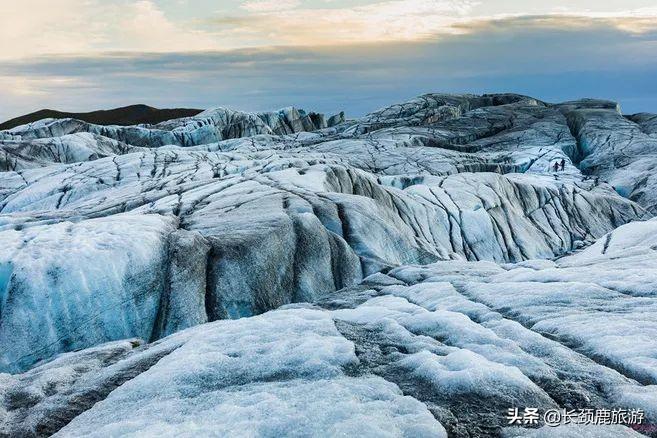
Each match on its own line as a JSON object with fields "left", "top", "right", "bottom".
{"left": 0, "top": 93, "right": 656, "bottom": 437}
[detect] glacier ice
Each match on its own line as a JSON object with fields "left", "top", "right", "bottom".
{"left": 1, "top": 93, "right": 656, "bottom": 437}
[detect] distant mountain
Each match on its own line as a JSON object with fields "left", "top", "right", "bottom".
{"left": 0, "top": 104, "right": 203, "bottom": 130}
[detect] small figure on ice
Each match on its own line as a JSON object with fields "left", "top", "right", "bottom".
{"left": 552, "top": 159, "right": 566, "bottom": 172}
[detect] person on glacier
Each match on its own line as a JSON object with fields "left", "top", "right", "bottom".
{"left": 553, "top": 161, "right": 560, "bottom": 172}
{"left": 560, "top": 158, "right": 566, "bottom": 171}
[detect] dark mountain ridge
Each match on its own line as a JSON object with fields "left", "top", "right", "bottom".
{"left": 0, "top": 104, "right": 203, "bottom": 130}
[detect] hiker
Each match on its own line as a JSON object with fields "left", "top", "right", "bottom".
{"left": 553, "top": 161, "right": 559, "bottom": 172}
{"left": 560, "top": 158, "right": 566, "bottom": 171}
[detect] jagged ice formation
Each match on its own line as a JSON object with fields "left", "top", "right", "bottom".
{"left": 0, "top": 94, "right": 656, "bottom": 437}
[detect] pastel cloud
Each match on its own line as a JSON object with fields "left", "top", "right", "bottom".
{"left": 4, "top": 1, "right": 657, "bottom": 60}
{"left": 241, "top": 0, "right": 301, "bottom": 12}
{"left": 1, "top": 0, "right": 657, "bottom": 124}
{"left": 222, "top": 2, "right": 657, "bottom": 46}
{"left": 2, "top": 15, "right": 656, "bottom": 122}
{"left": 0, "top": 0, "right": 220, "bottom": 60}
{"left": 227, "top": 0, "right": 479, "bottom": 44}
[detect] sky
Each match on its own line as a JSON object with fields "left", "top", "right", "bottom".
{"left": 1, "top": 0, "right": 657, "bottom": 121}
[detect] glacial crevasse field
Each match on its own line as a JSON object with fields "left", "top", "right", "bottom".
{"left": 1, "top": 94, "right": 657, "bottom": 437}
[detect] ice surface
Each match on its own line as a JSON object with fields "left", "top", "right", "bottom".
{"left": 53, "top": 308, "right": 445, "bottom": 437}
{"left": 1, "top": 93, "right": 656, "bottom": 437}
{"left": 0, "top": 213, "right": 186, "bottom": 372}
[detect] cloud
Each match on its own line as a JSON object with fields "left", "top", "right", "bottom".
{"left": 3, "top": 1, "right": 657, "bottom": 60}
{"left": 113, "top": 0, "right": 218, "bottom": 52}
{"left": 203, "top": 2, "right": 657, "bottom": 50}
{"left": 1, "top": 4, "right": 657, "bottom": 122}
{"left": 0, "top": 0, "right": 222, "bottom": 60}
{"left": 447, "top": 12, "right": 657, "bottom": 43}
{"left": 241, "top": 0, "right": 301, "bottom": 12}
{"left": 2, "top": 15, "right": 656, "bottom": 123}
{"left": 454, "top": 7, "right": 657, "bottom": 35}
{"left": 0, "top": 0, "right": 105, "bottom": 59}
{"left": 224, "top": 0, "right": 479, "bottom": 45}
{"left": 589, "top": 7, "right": 657, "bottom": 33}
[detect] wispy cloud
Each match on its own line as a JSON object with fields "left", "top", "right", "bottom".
{"left": 241, "top": 0, "right": 301, "bottom": 12}
{"left": 2, "top": 15, "right": 656, "bottom": 122}
{"left": 454, "top": 7, "right": 657, "bottom": 35}
{"left": 2, "top": 2, "right": 657, "bottom": 122}
{"left": 219, "top": 2, "right": 657, "bottom": 46}
{"left": 1, "top": 0, "right": 105, "bottom": 59}
{"left": 0, "top": 0, "right": 221, "bottom": 60}
{"left": 4, "top": 1, "right": 657, "bottom": 60}
{"left": 223, "top": 0, "right": 479, "bottom": 45}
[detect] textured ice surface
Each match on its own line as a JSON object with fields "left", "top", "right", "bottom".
{"left": 0, "top": 152, "right": 642, "bottom": 372}
{"left": 0, "top": 133, "right": 143, "bottom": 171}
{"left": 0, "top": 106, "right": 344, "bottom": 148}
{"left": 1, "top": 93, "right": 656, "bottom": 437}
{"left": 566, "top": 104, "right": 657, "bottom": 214}
{"left": 0, "top": 213, "right": 180, "bottom": 372}
{"left": 52, "top": 309, "right": 445, "bottom": 437}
